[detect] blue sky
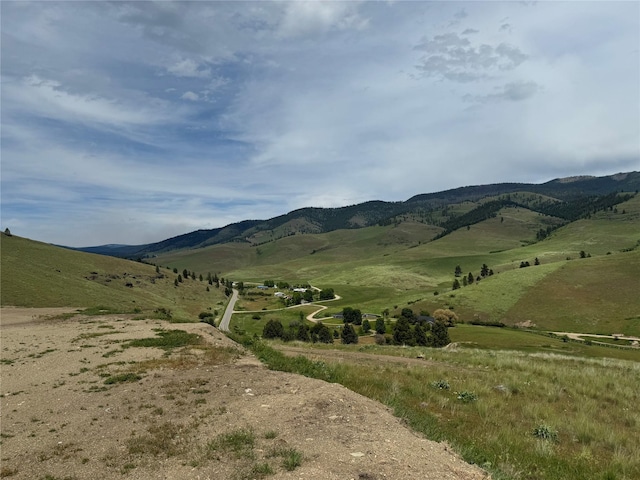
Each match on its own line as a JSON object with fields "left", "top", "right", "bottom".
{"left": 2, "top": 1, "right": 638, "bottom": 247}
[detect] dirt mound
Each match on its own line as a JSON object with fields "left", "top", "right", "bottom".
{"left": 0, "top": 308, "right": 489, "bottom": 479}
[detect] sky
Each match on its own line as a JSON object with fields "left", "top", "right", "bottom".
{"left": 1, "top": 1, "right": 639, "bottom": 247}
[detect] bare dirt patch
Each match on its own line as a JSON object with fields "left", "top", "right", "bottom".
{"left": 1, "top": 308, "right": 489, "bottom": 479}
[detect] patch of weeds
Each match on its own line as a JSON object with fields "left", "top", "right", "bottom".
{"left": 120, "top": 463, "right": 136, "bottom": 474}
{"left": 0, "top": 358, "right": 15, "bottom": 365}
{"left": 32, "top": 348, "right": 56, "bottom": 358}
{"left": 103, "top": 373, "right": 142, "bottom": 385}
{"left": 430, "top": 380, "right": 450, "bottom": 390}
{"left": 102, "top": 349, "right": 121, "bottom": 358}
{"left": 268, "top": 447, "right": 303, "bottom": 471}
{"left": 532, "top": 424, "right": 558, "bottom": 442}
{"left": 456, "top": 391, "right": 478, "bottom": 403}
{"left": 151, "top": 407, "right": 164, "bottom": 416}
{"left": 194, "top": 398, "right": 206, "bottom": 406}
{"left": 124, "top": 329, "right": 202, "bottom": 350}
{"left": 264, "top": 430, "right": 278, "bottom": 439}
{"left": 207, "top": 428, "right": 255, "bottom": 459}
{"left": 247, "top": 463, "right": 274, "bottom": 478}
{"left": 127, "top": 422, "right": 185, "bottom": 456}
{"left": 192, "top": 389, "right": 210, "bottom": 394}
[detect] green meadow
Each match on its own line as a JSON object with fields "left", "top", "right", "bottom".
{"left": 0, "top": 233, "right": 226, "bottom": 320}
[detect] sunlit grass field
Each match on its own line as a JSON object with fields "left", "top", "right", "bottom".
{"left": 0, "top": 234, "right": 227, "bottom": 319}
{"left": 237, "top": 336, "right": 640, "bottom": 480}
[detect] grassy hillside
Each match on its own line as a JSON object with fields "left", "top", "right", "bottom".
{"left": 153, "top": 194, "right": 640, "bottom": 335}
{"left": 0, "top": 233, "right": 226, "bottom": 319}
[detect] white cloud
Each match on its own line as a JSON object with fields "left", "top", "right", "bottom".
{"left": 167, "top": 58, "right": 211, "bottom": 78}
{"left": 278, "top": 2, "right": 368, "bottom": 37}
{"left": 181, "top": 91, "right": 199, "bottom": 101}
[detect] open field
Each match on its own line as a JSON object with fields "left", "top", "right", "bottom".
{"left": 241, "top": 338, "right": 640, "bottom": 480}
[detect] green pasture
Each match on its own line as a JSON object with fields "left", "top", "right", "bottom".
{"left": 0, "top": 234, "right": 226, "bottom": 319}
{"left": 450, "top": 325, "right": 640, "bottom": 361}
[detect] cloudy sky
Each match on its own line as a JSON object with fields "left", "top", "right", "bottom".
{"left": 2, "top": 1, "right": 639, "bottom": 247}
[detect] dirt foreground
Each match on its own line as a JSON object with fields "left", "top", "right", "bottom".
{"left": 1, "top": 308, "right": 489, "bottom": 480}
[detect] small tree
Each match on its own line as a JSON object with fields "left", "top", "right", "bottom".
{"left": 263, "top": 319, "right": 284, "bottom": 339}
{"left": 362, "top": 319, "right": 371, "bottom": 333}
{"left": 433, "top": 308, "right": 458, "bottom": 327}
{"left": 481, "top": 264, "right": 490, "bottom": 277}
{"left": 468, "top": 272, "right": 474, "bottom": 285}
{"left": 319, "top": 288, "right": 335, "bottom": 300}
{"left": 342, "top": 307, "right": 362, "bottom": 325}
{"left": 454, "top": 265, "right": 462, "bottom": 277}
{"left": 341, "top": 323, "right": 358, "bottom": 344}
{"left": 452, "top": 279, "right": 461, "bottom": 290}
{"left": 431, "top": 319, "right": 450, "bottom": 347}
{"left": 3, "top": 228, "right": 11, "bottom": 236}
{"left": 414, "top": 323, "right": 428, "bottom": 346}
{"left": 393, "top": 316, "right": 414, "bottom": 346}
{"left": 375, "top": 317, "right": 386, "bottom": 334}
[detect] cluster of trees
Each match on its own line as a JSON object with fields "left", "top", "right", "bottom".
{"left": 519, "top": 258, "right": 540, "bottom": 268}
{"left": 390, "top": 308, "right": 452, "bottom": 347}
{"left": 452, "top": 264, "right": 494, "bottom": 289}
{"left": 263, "top": 319, "right": 334, "bottom": 344}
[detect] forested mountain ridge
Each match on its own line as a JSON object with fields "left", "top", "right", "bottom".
{"left": 76, "top": 171, "right": 640, "bottom": 258}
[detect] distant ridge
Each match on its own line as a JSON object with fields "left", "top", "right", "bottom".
{"left": 75, "top": 171, "right": 640, "bottom": 258}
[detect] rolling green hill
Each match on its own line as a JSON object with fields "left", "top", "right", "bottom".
{"left": 77, "top": 171, "right": 640, "bottom": 258}
{"left": 0, "top": 233, "right": 226, "bottom": 319}
{"left": 153, "top": 194, "right": 640, "bottom": 334}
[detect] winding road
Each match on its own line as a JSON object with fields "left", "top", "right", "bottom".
{"left": 217, "top": 286, "right": 341, "bottom": 331}
{"left": 218, "top": 289, "right": 238, "bottom": 332}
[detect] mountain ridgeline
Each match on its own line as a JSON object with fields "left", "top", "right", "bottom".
{"left": 78, "top": 171, "right": 640, "bottom": 258}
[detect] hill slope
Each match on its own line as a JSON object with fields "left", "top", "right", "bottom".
{"left": 0, "top": 233, "right": 226, "bottom": 319}
{"left": 77, "top": 171, "right": 640, "bottom": 257}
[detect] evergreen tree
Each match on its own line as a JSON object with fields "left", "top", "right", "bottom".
{"left": 263, "top": 319, "right": 284, "bottom": 339}
{"left": 431, "top": 320, "right": 450, "bottom": 347}
{"left": 375, "top": 317, "right": 386, "bottom": 334}
{"left": 452, "top": 279, "right": 461, "bottom": 290}
{"left": 414, "top": 323, "right": 428, "bottom": 346}
{"left": 362, "top": 319, "right": 371, "bottom": 333}
{"left": 481, "top": 264, "right": 490, "bottom": 277}
{"left": 393, "top": 316, "right": 414, "bottom": 345}
{"left": 341, "top": 323, "right": 358, "bottom": 344}
{"left": 295, "top": 323, "right": 311, "bottom": 342}
{"left": 468, "top": 272, "right": 474, "bottom": 284}
{"left": 454, "top": 265, "right": 462, "bottom": 277}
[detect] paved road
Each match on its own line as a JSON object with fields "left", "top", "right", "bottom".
{"left": 218, "top": 289, "right": 239, "bottom": 332}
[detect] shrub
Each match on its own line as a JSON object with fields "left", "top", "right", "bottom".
{"left": 533, "top": 424, "right": 558, "bottom": 442}
{"left": 431, "top": 380, "right": 450, "bottom": 390}
{"left": 456, "top": 391, "right": 478, "bottom": 403}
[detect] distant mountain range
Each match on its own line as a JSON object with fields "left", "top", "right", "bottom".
{"left": 76, "top": 171, "right": 640, "bottom": 259}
